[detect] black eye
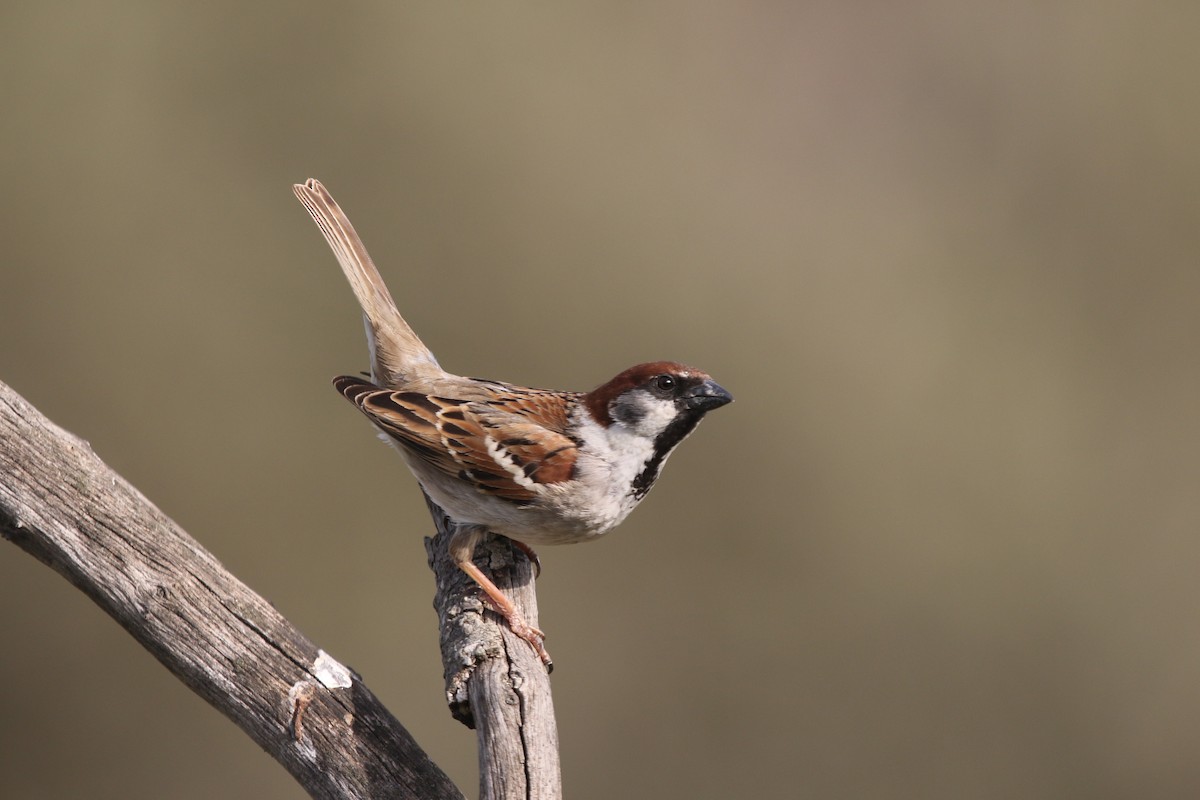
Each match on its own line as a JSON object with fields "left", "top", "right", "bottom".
{"left": 654, "top": 374, "right": 676, "bottom": 394}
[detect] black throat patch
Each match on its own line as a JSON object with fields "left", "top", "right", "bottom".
{"left": 629, "top": 410, "right": 706, "bottom": 500}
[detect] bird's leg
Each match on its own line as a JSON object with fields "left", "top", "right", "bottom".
{"left": 448, "top": 525, "right": 553, "bottom": 669}
{"left": 508, "top": 539, "right": 542, "bottom": 577}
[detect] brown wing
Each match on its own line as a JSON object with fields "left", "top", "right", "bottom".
{"left": 334, "top": 376, "right": 579, "bottom": 504}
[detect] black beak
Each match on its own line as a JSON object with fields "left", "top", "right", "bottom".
{"left": 683, "top": 379, "right": 733, "bottom": 412}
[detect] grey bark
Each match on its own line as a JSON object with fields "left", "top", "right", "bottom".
{"left": 0, "top": 378, "right": 561, "bottom": 800}
{"left": 425, "top": 497, "right": 562, "bottom": 799}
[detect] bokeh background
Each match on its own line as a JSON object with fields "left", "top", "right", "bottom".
{"left": 3, "top": 3, "right": 1199, "bottom": 798}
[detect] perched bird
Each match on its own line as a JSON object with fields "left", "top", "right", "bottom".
{"left": 294, "top": 179, "right": 732, "bottom": 668}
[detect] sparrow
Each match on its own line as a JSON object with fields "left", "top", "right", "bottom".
{"left": 293, "top": 179, "right": 732, "bottom": 668}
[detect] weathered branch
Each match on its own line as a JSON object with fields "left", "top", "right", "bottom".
{"left": 425, "top": 498, "right": 561, "bottom": 799}
{"left": 0, "top": 377, "right": 558, "bottom": 799}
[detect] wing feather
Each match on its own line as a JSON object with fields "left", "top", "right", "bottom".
{"left": 334, "top": 376, "right": 579, "bottom": 504}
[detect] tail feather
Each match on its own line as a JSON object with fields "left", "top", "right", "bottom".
{"left": 293, "top": 179, "right": 440, "bottom": 385}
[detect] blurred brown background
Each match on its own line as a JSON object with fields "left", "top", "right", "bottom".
{"left": 3, "top": 3, "right": 1199, "bottom": 798}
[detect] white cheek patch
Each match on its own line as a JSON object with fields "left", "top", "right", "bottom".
{"left": 618, "top": 394, "right": 679, "bottom": 439}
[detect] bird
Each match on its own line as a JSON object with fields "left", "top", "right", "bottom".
{"left": 293, "top": 179, "right": 732, "bottom": 668}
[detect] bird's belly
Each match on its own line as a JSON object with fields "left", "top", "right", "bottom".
{"left": 416, "top": 469, "right": 637, "bottom": 547}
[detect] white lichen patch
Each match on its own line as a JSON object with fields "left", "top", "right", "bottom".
{"left": 292, "top": 731, "right": 318, "bottom": 761}
{"left": 287, "top": 679, "right": 316, "bottom": 705}
{"left": 313, "top": 649, "right": 353, "bottom": 689}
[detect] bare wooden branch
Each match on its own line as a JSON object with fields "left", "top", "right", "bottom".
{"left": 424, "top": 496, "right": 562, "bottom": 799}
{"left": 0, "top": 379, "right": 465, "bottom": 800}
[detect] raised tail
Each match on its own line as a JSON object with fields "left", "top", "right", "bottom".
{"left": 293, "top": 179, "right": 440, "bottom": 385}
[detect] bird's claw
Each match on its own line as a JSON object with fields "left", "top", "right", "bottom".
{"left": 479, "top": 592, "right": 554, "bottom": 672}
